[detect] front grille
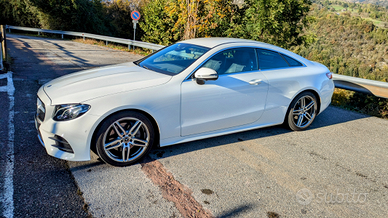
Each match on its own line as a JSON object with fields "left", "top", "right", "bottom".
{"left": 36, "top": 97, "right": 45, "bottom": 122}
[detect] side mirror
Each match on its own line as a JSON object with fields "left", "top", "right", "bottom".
{"left": 194, "top": 67, "right": 218, "bottom": 85}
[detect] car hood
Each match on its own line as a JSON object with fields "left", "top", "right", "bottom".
{"left": 43, "top": 62, "right": 172, "bottom": 105}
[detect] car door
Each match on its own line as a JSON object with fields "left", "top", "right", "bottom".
{"left": 180, "top": 47, "right": 269, "bottom": 136}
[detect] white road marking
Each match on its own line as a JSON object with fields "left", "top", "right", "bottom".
{"left": 1, "top": 71, "right": 15, "bottom": 218}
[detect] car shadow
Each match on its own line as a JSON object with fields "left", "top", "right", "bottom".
{"left": 72, "top": 105, "right": 369, "bottom": 170}
{"left": 146, "top": 105, "right": 369, "bottom": 162}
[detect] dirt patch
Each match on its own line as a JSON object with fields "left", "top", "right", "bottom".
{"left": 201, "top": 189, "right": 214, "bottom": 195}
{"left": 141, "top": 156, "right": 213, "bottom": 218}
{"left": 267, "top": 211, "right": 280, "bottom": 218}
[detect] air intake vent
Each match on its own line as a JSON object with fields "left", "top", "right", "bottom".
{"left": 49, "top": 135, "right": 74, "bottom": 153}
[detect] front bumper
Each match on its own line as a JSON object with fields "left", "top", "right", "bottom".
{"left": 35, "top": 92, "right": 97, "bottom": 161}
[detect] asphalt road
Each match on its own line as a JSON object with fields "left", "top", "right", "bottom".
{"left": 0, "top": 34, "right": 143, "bottom": 218}
{"left": 1, "top": 34, "right": 388, "bottom": 218}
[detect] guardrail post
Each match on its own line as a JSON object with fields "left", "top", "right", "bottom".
{"left": 0, "top": 25, "right": 3, "bottom": 71}
{"left": 106, "top": 41, "right": 108, "bottom": 46}
{"left": 82, "top": 34, "right": 85, "bottom": 41}
{"left": 128, "top": 44, "right": 131, "bottom": 50}
{"left": 1, "top": 25, "right": 8, "bottom": 71}
{"left": 61, "top": 34, "right": 63, "bottom": 39}
{"left": 38, "top": 32, "right": 40, "bottom": 36}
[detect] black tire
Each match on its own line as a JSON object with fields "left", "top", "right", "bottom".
{"left": 286, "top": 91, "right": 318, "bottom": 131}
{"left": 95, "top": 111, "right": 155, "bottom": 167}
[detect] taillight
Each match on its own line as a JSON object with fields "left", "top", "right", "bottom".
{"left": 326, "top": 72, "right": 333, "bottom": 79}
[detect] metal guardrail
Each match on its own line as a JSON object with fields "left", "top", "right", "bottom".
{"left": 333, "top": 74, "right": 388, "bottom": 99}
{"left": 5, "top": 25, "right": 388, "bottom": 98}
{"left": 6, "top": 25, "right": 165, "bottom": 51}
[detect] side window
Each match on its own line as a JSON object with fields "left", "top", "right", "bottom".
{"left": 281, "top": 54, "right": 303, "bottom": 67}
{"left": 256, "top": 49, "right": 289, "bottom": 70}
{"left": 202, "top": 48, "right": 258, "bottom": 75}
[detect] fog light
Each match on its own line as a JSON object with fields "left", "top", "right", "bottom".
{"left": 49, "top": 135, "right": 74, "bottom": 153}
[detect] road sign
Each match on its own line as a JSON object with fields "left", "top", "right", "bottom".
{"left": 131, "top": 11, "right": 141, "bottom": 21}
{"left": 131, "top": 11, "right": 140, "bottom": 50}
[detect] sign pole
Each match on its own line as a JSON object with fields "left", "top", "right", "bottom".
{"left": 133, "top": 20, "right": 137, "bottom": 51}
{"left": 131, "top": 10, "right": 141, "bottom": 52}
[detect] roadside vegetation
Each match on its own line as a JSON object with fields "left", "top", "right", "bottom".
{"left": 295, "top": 0, "right": 388, "bottom": 82}
{"left": 332, "top": 89, "right": 388, "bottom": 118}
{"left": 1, "top": 0, "right": 388, "bottom": 118}
{"left": 0, "top": 0, "right": 313, "bottom": 49}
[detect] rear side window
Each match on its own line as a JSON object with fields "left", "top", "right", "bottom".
{"left": 256, "top": 49, "right": 289, "bottom": 70}
{"left": 203, "top": 47, "right": 258, "bottom": 75}
{"left": 281, "top": 54, "right": 303, "bottom": 67}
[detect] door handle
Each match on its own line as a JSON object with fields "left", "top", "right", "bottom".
{"left": 249, "top": 79, "right": 262, "bottom": 85}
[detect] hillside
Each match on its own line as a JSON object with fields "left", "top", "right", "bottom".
{"left": 293, "top": 1, "right": 388, "bottom": 81}
{"left": 342, "top": 0, "right": 388, "bottom": 7}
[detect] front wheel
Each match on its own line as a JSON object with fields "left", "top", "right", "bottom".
{"left": 286, "top": 92, "right": 318, "bottom": 131}
{"left": 95, "top": 111, "right": 155, "bottom": 167}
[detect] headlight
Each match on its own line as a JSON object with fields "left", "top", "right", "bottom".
{"left": 53, "top": 104, "right": 90, "bottom": 121}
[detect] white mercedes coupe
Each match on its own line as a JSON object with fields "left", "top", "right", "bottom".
{"left": 35, "top": 38, "right": 334, "bottom": 166}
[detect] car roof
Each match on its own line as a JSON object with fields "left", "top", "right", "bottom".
{"left": 180, "top": 37, "right": 268, "bottom": 48}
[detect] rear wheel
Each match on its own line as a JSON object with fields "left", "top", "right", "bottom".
{"left": 95, "top": 111, "right": 155, "bottom": 167}
{"left": 286, "top": 92, "right": 318, "bottom": 131}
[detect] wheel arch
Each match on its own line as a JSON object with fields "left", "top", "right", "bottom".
{"left": 284, "top": 89, "right": 321, "bottom": 124}
{"left": 293, "top": 89, "right": 321, "bottom": 113}
{"left": 90, "top": 109, "right": 161, "bottom": 153}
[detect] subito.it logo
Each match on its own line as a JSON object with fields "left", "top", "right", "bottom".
{"left": 296, "top": 188, "right": 314, "bottom": 205}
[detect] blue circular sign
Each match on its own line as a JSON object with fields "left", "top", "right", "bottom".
{"left": 131, "top": 11, "right": 141, "bottom": 21}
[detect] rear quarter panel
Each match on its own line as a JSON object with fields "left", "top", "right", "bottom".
{"left": 259, "top": 64, "right": 332, "bottom": 125}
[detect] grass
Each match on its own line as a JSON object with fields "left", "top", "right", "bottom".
{"left": 364, "top": 17, "right": 384, "bottom": 26}
{"left": 328, "top": 4, "right": 386, "bottom": 27}
{"left": 332, "top": 5, "right": 345, "bottom": 11}
{"left": 327, "top": 7, "right": 387, "bottom": 29}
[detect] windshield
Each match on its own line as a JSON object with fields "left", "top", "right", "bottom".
{"left": 136, "top": 43, "right": 210, "bottom": 75}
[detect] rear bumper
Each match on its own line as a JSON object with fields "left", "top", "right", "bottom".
{"left": 319, "top": 79, "right": 335, "bottom": 114}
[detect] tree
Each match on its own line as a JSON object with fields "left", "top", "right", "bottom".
{"left": 166, "top": 0, "right": 200, "bottom": 40}
{"left": 0, "top": 0, "right": 40, "bottom": 27}
{"left": 141, "top": 0, "right": 312, "bottom": 48}
{"left": 104, "top": 0, "right": 142, "bottom": 39}
{"left": 141, "top": 0, "right": 239, "bottom": 45}
{"left": 139, "top": 0, "right": 175, "bottom": 45}
{"left": 226, "top": 0, "right": 313, "bottom": 49}
{"left": 165, "top": 0, "right": 238, "bottom": 40}
{"left": 29, "top": 0, "right": 110, "bottom": 34}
